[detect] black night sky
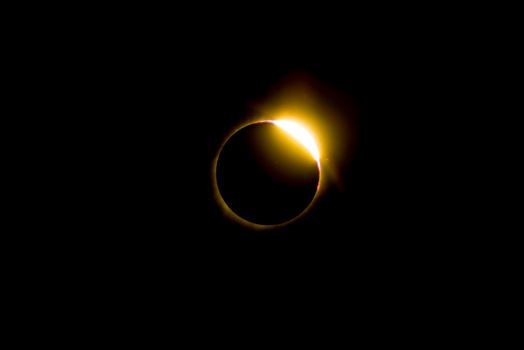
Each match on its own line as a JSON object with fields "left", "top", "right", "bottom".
{"left": 11, "top": 4, "right": 510, "bottom": 339}
{"left": 47, "top": 15, "right": 484, "bottom": 317}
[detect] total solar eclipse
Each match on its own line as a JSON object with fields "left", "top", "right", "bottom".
{"left": 214, "top": 120, "right": 321, "bottom": 227}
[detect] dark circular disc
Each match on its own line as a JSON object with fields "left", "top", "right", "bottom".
{"left": 216, "top": 121, "right": 320, "bottom": 226}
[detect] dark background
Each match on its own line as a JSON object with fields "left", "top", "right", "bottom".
{"left": 70, "top": 35, "right": 458, "bottom": 290}
{"left": 26, "top": 11, "right": 492, "bottom": 323}
{"left": 7, "top": 5, "right": 512, "bottom": 340}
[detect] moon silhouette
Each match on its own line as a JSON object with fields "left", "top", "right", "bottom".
{"left": 215, "top": 120, "right": 320, "bottom": 226}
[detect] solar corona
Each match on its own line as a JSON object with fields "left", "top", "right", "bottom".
{"left": 213, "top": 119, "right": 321, "bottom": 229}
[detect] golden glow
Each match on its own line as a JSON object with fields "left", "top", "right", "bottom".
{"left": 212, "top": 73, "right": 358, "bottom": 229}
{"left": 272, "top": 120, "right": 320, "bottom": 163}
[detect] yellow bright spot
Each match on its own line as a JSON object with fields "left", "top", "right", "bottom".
{"left": 272, "top": 120, "right": 320, "bottom": 163}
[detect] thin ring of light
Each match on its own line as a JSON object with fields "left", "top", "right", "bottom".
{"left": 212, "top": 119, "right": 322, "bottom": 229}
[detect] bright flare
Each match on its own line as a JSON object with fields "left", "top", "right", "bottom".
{"left": 272, "top": 120, "right": 320, "bottom": 163}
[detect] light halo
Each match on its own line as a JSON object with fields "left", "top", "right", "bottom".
{"left": 212, "top": 119, "right": 322, "bottom": 229}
